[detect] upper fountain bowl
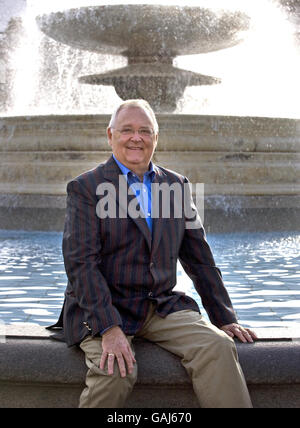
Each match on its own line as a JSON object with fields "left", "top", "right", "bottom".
{"left": 36, "top": 4, "right": 250, "bottom": 59}
{"left": 36, "top": 4, "right": 250, "bottom": 112}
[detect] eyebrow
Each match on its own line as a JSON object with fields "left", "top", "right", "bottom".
{"left": 119, "top": 125, "right": 152, "bottom": 129}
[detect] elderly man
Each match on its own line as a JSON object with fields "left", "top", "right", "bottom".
{"left": 51, "top": 99, "right": 256, "bottom": 408}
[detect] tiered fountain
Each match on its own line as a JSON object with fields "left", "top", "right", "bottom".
{"left": 36, "top": 4, "right": 250, "bottom": 112}
{"left": 0, "top": 2, "right": 299, "bottom": 231}
{"left": 0, "top": 3, "right": 300, "bottom": 409}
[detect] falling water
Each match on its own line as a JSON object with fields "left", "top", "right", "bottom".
{"left": 2, "top": 0, "right": 300, "bottom": 117}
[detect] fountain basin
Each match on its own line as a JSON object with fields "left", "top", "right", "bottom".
{"left": 0, "top": 114, "right": 299, "bottom": 195}
{"left": 79, "top": 64, "right": 220, "bottom": 113}
{"left": 36, "top": 5, "right": 249, "bottom": 57}
{"left": 0, "top": 114, "right": 299, "bottom": 232}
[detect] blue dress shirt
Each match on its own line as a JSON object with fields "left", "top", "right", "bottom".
{"left": 113, "top": 155, "right": 155, "bottom": 234}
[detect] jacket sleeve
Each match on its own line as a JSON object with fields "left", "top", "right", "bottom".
{"left": 62, "top": 178, "right": 123, "bottom": 336}
{"left": 178, "top": 178, "right": 238, "bottom": 328}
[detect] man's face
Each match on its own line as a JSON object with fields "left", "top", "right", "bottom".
{"left": 107, "top": 106, "right": 158, "bottom": 171}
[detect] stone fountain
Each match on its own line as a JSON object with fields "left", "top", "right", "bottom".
{"left": 36, "top": 4, "right": 250, "bottom": 112}
{"left": 0, "top": 1, "right": 299, "bottom": 232}
{"left": 279, "top": 0, "right": 300, "bottom": 45}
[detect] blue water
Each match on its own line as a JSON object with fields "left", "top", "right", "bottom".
{"left": 0, "top": 230, "right": 299, "bottom": 328}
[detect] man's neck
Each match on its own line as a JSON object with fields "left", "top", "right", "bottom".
{"left": 113, "top": 155, "right": 151, "bottom": 181}
{"left": 130, "top": 166, "right": 148, "bottom": 182}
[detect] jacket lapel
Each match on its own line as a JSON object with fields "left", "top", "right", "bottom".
{"left": 150, "top": 166, "right": 168, "bottom": 258}
{"left": 102, "top": 156, "right": 152, "bottom": 251}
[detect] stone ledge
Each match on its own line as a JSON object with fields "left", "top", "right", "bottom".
{"left": 0, "top": 326, "right": 300, "bottom": 408}
{"left": 1, "top": 204, "right": 299, "bottom": 233}
{"left": 1, "top": 114, "right": 300, "bottom": 153}
{"left": 1, "top": 194, "right": 300, "bottom": 210}
{"left": 3, "top": 324, "right": 300, "bottom": 340}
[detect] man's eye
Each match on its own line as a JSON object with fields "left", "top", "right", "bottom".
{"left": 139, "top": 129, "right": 152, "bottom": 135}
{"left": 121, "top": 128, "right": 133, "bottom": 134}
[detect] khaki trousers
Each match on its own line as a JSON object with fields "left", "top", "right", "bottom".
{"left": 79, "top": 306, "right": 252, "bottom": 408}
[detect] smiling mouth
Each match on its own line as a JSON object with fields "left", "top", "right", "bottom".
{"left": 127, "top": 147, "right": 143, "bottom": 150}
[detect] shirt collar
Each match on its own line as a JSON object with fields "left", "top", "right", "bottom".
{"left": 113, "top": 154, "right": 155, "bottom": 181}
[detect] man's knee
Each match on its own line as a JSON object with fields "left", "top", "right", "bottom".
{"left": 79, "top": 362, "right": 138, "bottom": 408}
{"left": 186, "top": 327, "right": 237, "bottom": 366}
{"left": 91, "top": 360, "right": 138, "bottom": 386}
{"left": 207, "top": 328, "right": 237, "bottom": 356}
{"left": 183, "top": 330, "right": 238, "bottom": 381}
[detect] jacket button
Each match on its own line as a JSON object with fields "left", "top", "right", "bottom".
{"left": 148, "top": 292, "right": 153, "bottom": 297}
{"left": 83, "top": 322, "right": 92, "bottom": 332}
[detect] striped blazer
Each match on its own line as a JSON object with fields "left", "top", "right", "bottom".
{"left": 51, "top": 155, "right": 237, "bottom": 346}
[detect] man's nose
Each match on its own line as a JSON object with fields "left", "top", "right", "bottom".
{"left": 130, "top": 130, "right": 142, "bottom": 140}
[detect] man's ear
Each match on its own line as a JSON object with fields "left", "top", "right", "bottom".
{"left": 107, "top": 127, "right": 113, "bottom": 147}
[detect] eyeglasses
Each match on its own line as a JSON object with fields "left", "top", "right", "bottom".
{"left": 112, "top": 127, "right": 155, "bottom": 138}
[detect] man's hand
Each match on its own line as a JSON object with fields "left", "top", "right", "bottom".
{"left": 100, "top": 326, "right": 136, "bottom": 378}
{"left": 220, "top": 323, "right": 257, "bottom": 343}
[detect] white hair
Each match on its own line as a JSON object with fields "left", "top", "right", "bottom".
{"left": 108, "top": 99, "right": 159, "bottom": 134}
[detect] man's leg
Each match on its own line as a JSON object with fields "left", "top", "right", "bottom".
{"left": 137, "top": 308, "right": 252, "bottom": 408}
{"left": 79, "top": 335, "right": 137, "bottom": 408}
